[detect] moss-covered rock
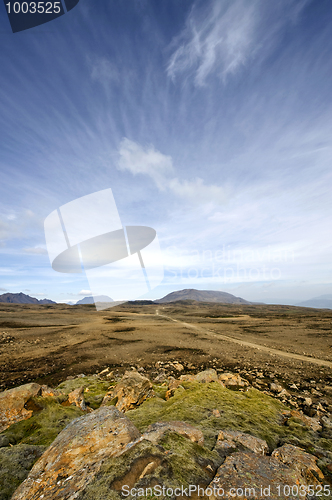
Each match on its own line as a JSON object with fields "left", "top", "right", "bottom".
{"left": 0, "top": 444, "right": 45, "bottom": 500}
{"left": 77, "top": 432, "right": 222, "bottom": 500}
{"left": 126, "top": 381, "right": 320, "bottom": 451}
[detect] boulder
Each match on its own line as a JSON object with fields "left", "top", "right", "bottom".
{"left": 207, "top": 449, "right": 323, "bottom": 499}
{"left": 0, "top": 383, "right": 41, "bottom": 432}
{"left": 218, "top": 372, "right": 248, "bottom": 389}
{"left": 153, "top": 369, "right": 167, "bottom": 383}
{"left": 271, "top": 443, "right": 324, "bottom": 484}
{"left": 102, "top": 370, "right": 153, "bottom": 412}
{"left": 284, "top": 409, "right": 322, "bottom": 432}
{"left": 215, "top": 430, "right": 268, "bottom": 457}
{"left": 143, "top": 421, "right": 204, "bottom": 446}
{"left": 10, "top": 406, "right": 141, "bottom": 500}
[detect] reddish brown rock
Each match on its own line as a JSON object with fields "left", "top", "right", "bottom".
{"left": 215, "top": 430, "right": 268, "bottom": 456}
{"left": 0, "top": 383, "right": 41, "bottom": 432}
{"left": 208, "top": 450, "right": 323, "bottom": 500}
{"left": 102, "top": 370, "right": 153, "bottom": 412}
{"left": 143, "top": 420, "right": 204, "bottom": 446}
{"left": 10, "top": 406, "right": 141, "bottom": 500}
{"left": 272, "top": 443, "right": 324, "bottom": 484}
{"left": 67, "top": 386, "right": 87, "bottom": 411}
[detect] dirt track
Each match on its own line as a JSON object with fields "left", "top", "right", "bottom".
{"left": 155, "top": 308, "right": 332, "bottom": 368}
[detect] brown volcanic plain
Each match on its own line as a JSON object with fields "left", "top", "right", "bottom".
{"left": 0, "top": 301, "right": 332, "bottom": 391}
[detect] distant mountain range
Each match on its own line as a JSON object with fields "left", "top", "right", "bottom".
{"left": 296, "top": 294, "right": 332, "bottom": 309}
{"left": 0, "top": 292, "right": 55, "bottom": 305}
{"left": 76, "top": 295, "right": 114, "bottom": 305}
{"left": 155, "top": 289, "right": 250, "bottom": 304}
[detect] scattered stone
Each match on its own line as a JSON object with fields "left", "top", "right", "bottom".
{"left": 153, "top": 369, "right": 167, "bottom": 383}
{"left": 0, "top": 383, "right": 41, "bottom": 432}
{"left": 218, "top": 372, "right": 248, "bottom": 389}
{"left": 278, "top": 388, "right": 290, "bottom": 398}
{"left": 98, "top": 367, "right": 109, "bottom": 376}
{"left": 173, "top": 362, "right": 184, "bottom": 372}
{"left": 180, "top": 368, "right": 220, "bottom": 384}
{"left": 10, "top": 407, "right": 141, "bottom": 500}
{"left": 212, "top": 409, "right": 221, "bottom": 418}
{"left": 316, "top": 402, "right": 326, "bottom": 412}
{"left": 270, "top": 382, "right": 283, "bottom": 393}
{"left": 102, "top": 370, "right": 153, "bottom": 412}
{"left": 143, "top": 421, "right": 204, "bottom": 446}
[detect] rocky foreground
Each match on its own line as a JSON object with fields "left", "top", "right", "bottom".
{"left": 0, "top": 363, "right": 332, "bottom": 500}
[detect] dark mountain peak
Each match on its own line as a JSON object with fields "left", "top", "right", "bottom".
{"left": 0, "top": 292, "right": 56, "bottom": 305}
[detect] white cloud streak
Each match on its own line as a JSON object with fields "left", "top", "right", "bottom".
{"left": 118, "top": 137, "right": 174, "bottom": 190}
{"left": 167, "top": 0, "right": 310, "bottom": 86}
{"left": 22, "top": 247, "right": 48, "bottom": 255}
{"left": 117, "top": 138, "right": 227, "bottom": 205}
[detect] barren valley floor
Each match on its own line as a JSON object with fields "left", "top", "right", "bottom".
{"left": 0, "top": 301, "right": 332, "bottom": 391}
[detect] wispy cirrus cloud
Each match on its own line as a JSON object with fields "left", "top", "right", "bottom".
{"left": 22, "top": 247, "right": 48, "bottom": 255}
{"left": 117, "top": 138, "right": 227, "bottom": 205}
{"left": 89, "top": 57, "right": 120, "bottom": 85}
{"left": 167, "top": 0, "right": 310, "bottom": 86}
{"left": 118, "top": 137, "right": 174, "bottom": 190}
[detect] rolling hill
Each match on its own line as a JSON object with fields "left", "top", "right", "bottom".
{"left": 155, "top": 289, "right": 250, "bottom": 304}
{"left": 296, "top": 294, "right": 332, "bottom": 309}
{"left": 76, "top": 295, "right": 113, "bottom": 305}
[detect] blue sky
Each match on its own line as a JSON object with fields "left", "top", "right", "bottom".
{"left": 0, "top": 0, "right": 332, "bottom": 304}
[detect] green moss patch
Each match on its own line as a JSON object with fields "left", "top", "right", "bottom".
{"left": 126, "top": 382, "right": 319, "bottom": 451}
{"left": 1, "top": 397, "right": 83, "bottom": 447}
{"left": 0, "top": 444, "right": 46, "bottom": 500}
{"left": 57, "top": 376, "right": 112, "bottom": 409}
